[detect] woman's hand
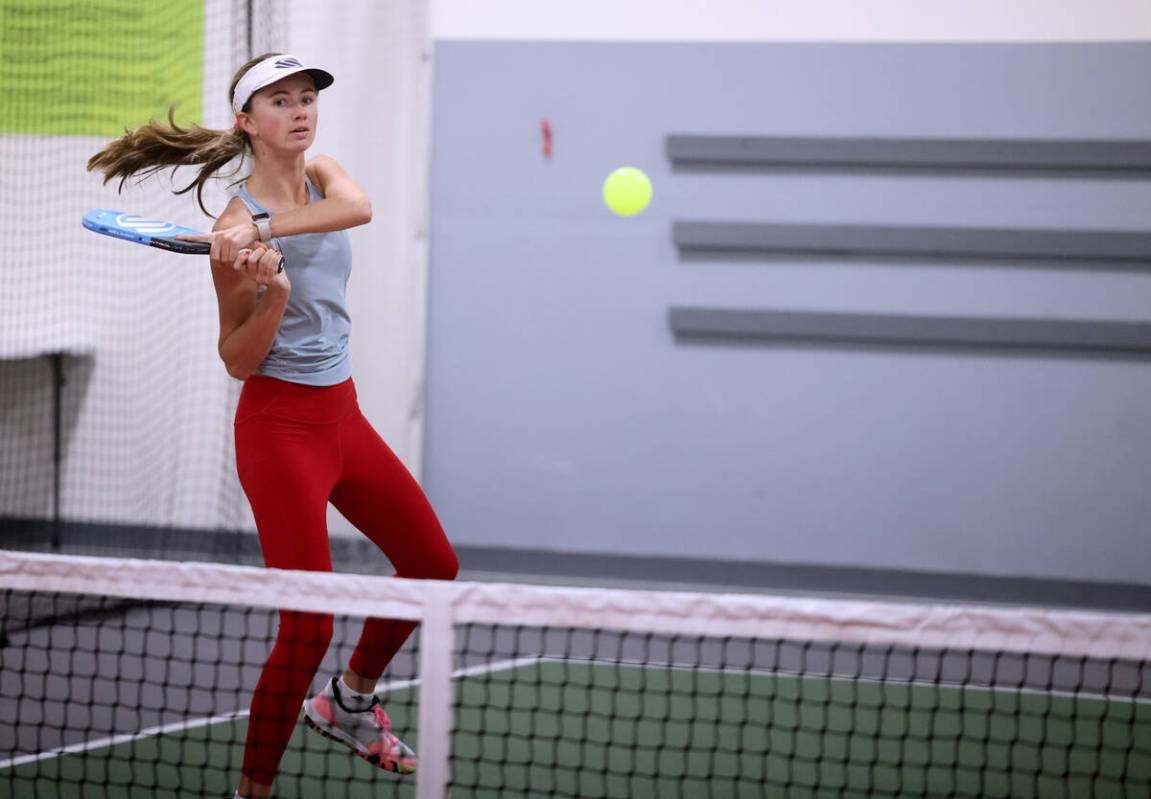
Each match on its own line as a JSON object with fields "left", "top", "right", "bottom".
{"left": 233, "top": 245, "right": 289, "bottom": 295}
{"left": 177, "top": 221, "right": 259, "bottom": 267}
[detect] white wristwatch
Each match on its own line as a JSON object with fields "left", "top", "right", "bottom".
{"left": 252, "top": 213, "right": 273, "bottom": 243}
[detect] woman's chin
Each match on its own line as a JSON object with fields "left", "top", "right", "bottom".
{"left": 267, "top": 138, "right": 313, "bottom": 155}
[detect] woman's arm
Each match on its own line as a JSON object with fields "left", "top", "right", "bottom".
{"left": 183, "top": 156, "right": 370, "bottom": 265}
{"left": 269, "top": 154, "right": 372, "bottom": 237}
{"left": 211, "top": 197, "right": 292, "bottom": 381}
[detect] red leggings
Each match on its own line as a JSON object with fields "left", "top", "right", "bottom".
{"left": 234, "top": 375, "right": 458, "bottom": 786}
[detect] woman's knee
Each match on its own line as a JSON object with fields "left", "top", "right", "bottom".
{"left": 278, "top": 610, "right": 334, "bottom": 661}
{"left": 437, "top": 547, "right": 460, "bottom": 581}
{"left": 405, "top": 546, "right": 459, "bottom": 581}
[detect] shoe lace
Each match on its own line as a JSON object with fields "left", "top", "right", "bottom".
{"left": 371, "top": 703, "right": 393, "bottom": 735}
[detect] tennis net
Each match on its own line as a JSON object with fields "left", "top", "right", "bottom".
{"left": 1, "top": 550, "right": 1149, "bottom": 799}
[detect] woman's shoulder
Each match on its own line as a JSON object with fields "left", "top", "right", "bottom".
{"left": 305, "top": 154, "right": 336, "bottom": 182}
{"left": 305, "top": 153, "right": 342, "bottom": 173}
{"left": 305, "top": 154, "right": 354, "bottom": 196}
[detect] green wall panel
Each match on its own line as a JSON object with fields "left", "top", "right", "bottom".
{"left": 0, "top": 0, "right": 203, "bottom": 136}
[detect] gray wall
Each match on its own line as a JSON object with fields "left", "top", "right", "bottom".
{"left": 424, "top": 42, "right": 1151, "bottom": 584}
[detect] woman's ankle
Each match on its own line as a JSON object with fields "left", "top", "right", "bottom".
{"left": 238, "top": 775, "right": 273, "bottom": 798}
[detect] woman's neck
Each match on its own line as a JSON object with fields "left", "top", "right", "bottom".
{"left": 246, "top": 151, "right": 309, "bottom": 211}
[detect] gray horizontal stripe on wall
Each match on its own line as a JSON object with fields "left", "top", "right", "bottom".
{"left": 666, "top": 135, "right": 1151, "bottom": 171}
{"left": 668, "top": 308, "right": 1151, "bottom": 354}
{"left": 673, "top": 221, "right": 1151, "bottom": 263}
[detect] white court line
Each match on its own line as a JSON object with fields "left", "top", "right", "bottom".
{"left": 0, "top": 656, "right": 542, "bottom": 771}
{"left": 549, "top": 656, "right": 1151, "bottom": 706}
{"left": 0, "top": 710, "right": 250, "bottom": 771}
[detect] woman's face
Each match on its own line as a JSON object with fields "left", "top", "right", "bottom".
{"left": 242, "top": 73, "right": 318, "bottom": 153}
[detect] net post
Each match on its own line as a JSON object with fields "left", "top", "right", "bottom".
{"left": 416, "top": 581, "right": 454, "bottom": 799}
{"left": 49, "top": 351, "right": 64, "bottom": 550}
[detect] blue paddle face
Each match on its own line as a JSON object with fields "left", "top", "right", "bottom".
{"left": 82, "top": 210, "right": 210, "bottom": 254}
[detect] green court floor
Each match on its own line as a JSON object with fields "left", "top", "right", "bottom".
{"left": 4, "top": 661, "right": 1149, "bottom": 799}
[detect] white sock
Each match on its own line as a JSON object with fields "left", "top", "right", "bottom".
{"left": 334, "top": 675, "right": 375, "bottom": 712}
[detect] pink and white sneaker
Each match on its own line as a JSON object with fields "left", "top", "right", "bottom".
{"left": 303, "top": 678, "right": 417, "bottom": 774}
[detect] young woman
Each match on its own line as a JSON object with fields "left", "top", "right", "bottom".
{"left": 88, "top": 53, "right": 458, "bottom": 798}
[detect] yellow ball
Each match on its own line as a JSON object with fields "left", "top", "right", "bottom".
{"left": 602, "top": 167, "right": 652, "bottom": 217}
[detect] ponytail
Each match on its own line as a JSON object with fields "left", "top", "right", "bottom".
{"left": 87, "top": 109, "right": 247, "bottom": 217}
{"left": 86, "top": 53, "right": 281, "bottom": 218}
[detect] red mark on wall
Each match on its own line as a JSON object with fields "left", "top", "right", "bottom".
{"left": 541, "top": 118, "right": 553, "bottom": 159}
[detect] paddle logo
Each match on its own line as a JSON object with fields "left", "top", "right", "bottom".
{"left": 114, "top": 214, "right": 176, "bottom": 235}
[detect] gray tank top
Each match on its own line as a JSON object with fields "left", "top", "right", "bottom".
{"left": 236, "top": 177, "right": 353, "bottom": 386}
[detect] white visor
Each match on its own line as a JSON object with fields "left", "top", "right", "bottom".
{"left": 231, "top": 54, "right": 334, "bottom": 115}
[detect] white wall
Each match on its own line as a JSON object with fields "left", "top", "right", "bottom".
{"left": 286, "top": 0, "right": 434, "bottom": 534}
{"left": 431, "top": 0, "right": 1151, "bottom": 42}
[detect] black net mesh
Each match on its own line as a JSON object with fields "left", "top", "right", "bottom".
{"left": 1, "top": 555, "right": 1148, "bottom": 799}
{"left": 0, "top": 0, "right": 278, "bottom": 543}
{"left": 1, "top": 586, "right": 422, "bottom": 799}
{"left": 450, "top": 625, "right": 1150, "bottom": 799}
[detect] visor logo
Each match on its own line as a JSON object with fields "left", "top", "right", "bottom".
{"left": 275, "top": 57, "right": 303, "bottom": 69}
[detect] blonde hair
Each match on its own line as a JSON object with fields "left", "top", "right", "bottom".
{"left": 86, "top": 53, "right": 280, "bottom": 217}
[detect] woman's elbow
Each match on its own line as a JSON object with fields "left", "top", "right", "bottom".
{"left": 357, "top": 197, "right": 372, "bottom": 226}
{"left": 226, "top": 363, "right": 252, "bottom": 381}
{"left": 224, "top": 360, "right": 251, "bottom": 381}
{"left": 219, "top": 348, "right": 251, "bottom": 381}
